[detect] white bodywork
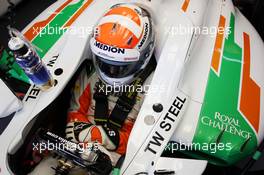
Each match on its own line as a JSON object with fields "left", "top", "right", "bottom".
{"left": 0, "top": 0, "right": 264, "bottom": 174}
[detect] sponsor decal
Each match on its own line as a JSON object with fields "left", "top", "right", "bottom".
{"left": 94, "top": 41, "right": 125, "bottom": 54}
{"left": 47, "top": 54, "right": 59, "bottom": 67}
{"left": 201, "top": 112, "right": 252, "bottom": 139}
{"left": 25, "top": 85, "right": 41, "bottom": 102}
{"left": 74, "top": 122, "right": 88, "bottom": 130}
{"left": 138, "top": 22, "right": 149, "bottom": 49}
{"left": 145, "top": 96, "right": 186, "bottom": 154}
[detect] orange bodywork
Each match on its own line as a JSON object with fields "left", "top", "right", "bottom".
{"left": 211, "top": 15, "right": 226, "bottom": 74}
{"left": 182, "top": 0, "right": 190, "bottom": 12}
{"left": 240, "top": 33, "right": 261, "bottom": 132}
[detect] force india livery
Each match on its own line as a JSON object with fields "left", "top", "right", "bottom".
{"left": 0, "top": 0, "right": 264, "bottom": 174}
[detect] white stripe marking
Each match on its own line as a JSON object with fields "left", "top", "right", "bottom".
{"left": 98, "top": 14, "right": 142, "bottom": 38}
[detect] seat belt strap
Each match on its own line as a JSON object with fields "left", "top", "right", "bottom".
{"left": 108, "top": 57, "right": 156, "bottom": 129}
{"left": 93, "top": 82, "right": 108, "bottom": 126}
{"left": 108, "top": 94, "right": 136, "bottom": 128}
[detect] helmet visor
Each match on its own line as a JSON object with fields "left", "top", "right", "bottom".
{"left": 94, "top": 55, "right": 140, "bottom": 78}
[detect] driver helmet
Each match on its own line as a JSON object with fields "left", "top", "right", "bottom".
{"left": 90, "top": 3, "right": 155, "bottom": 86}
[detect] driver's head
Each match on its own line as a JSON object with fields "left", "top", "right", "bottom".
{"left": 90, "top": 3, "right": 155, "bottom": 86}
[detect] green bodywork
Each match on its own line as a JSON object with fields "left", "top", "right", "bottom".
{"left": 190, "top": 13, "right": 258, "bottom": 166}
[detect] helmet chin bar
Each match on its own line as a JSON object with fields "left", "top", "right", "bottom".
{"left": 98, "top": 68, "right": 136, "bottom": 87}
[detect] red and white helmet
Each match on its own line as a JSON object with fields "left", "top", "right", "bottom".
{"left": 90, "top": 3, "right": 155, "bottom": 86}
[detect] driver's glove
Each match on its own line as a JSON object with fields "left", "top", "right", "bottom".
{"left": 65, "top": 122, "right": 119, "bottom": 151}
